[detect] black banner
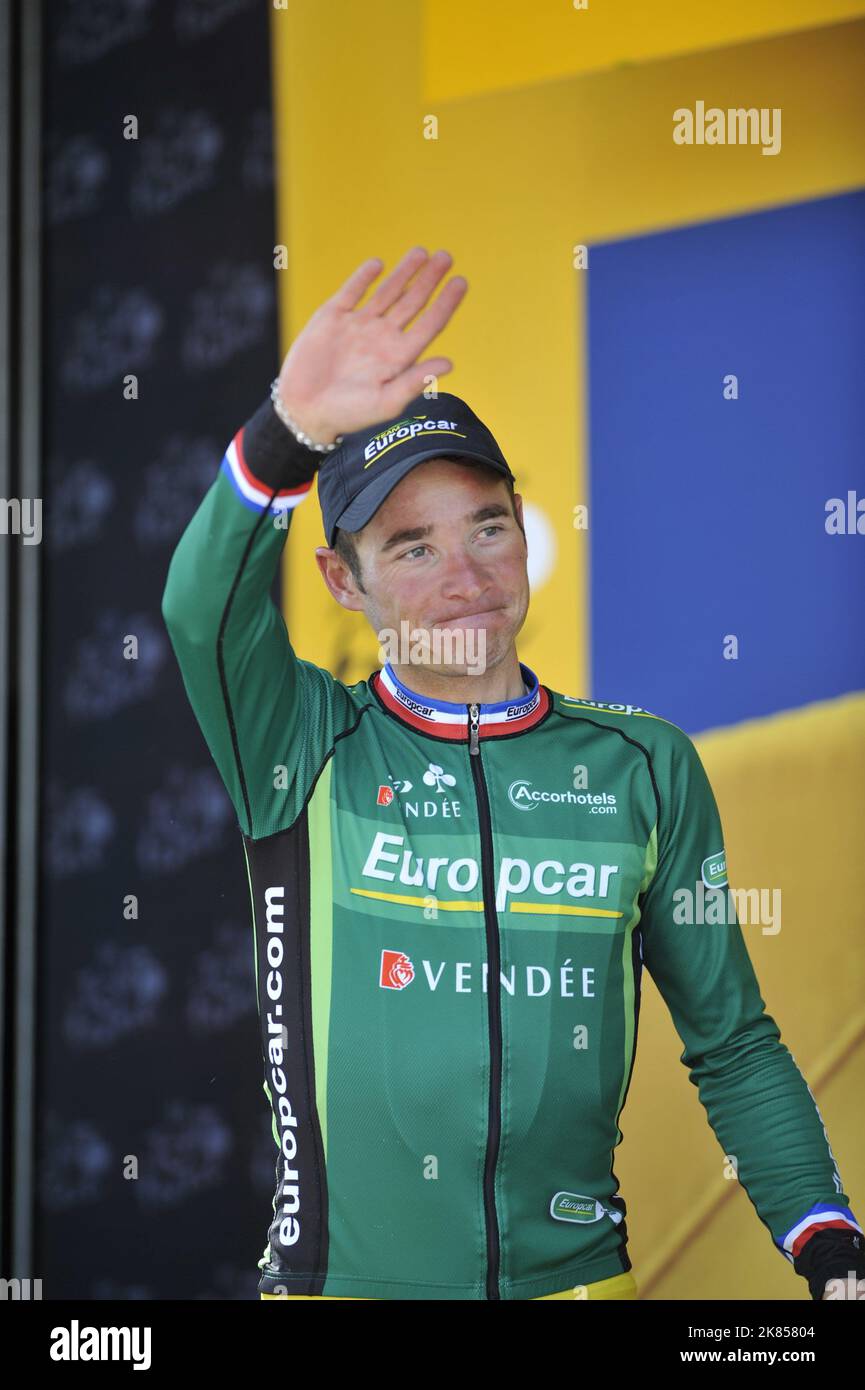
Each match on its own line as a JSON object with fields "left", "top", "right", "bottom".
{"left": 36, "top": 0, "right": 280, "bottom": 1300}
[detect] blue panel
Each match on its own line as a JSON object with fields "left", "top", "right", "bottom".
{"left": 587, "top": 189, "right": 865, "bottom": 735}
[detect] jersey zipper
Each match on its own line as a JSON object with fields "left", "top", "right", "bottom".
{"left": 467, "top": 701, "right": 502, "bottom": 1300}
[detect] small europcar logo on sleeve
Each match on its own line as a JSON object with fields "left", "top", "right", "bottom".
{"left": 380, "top": 949, "right": 415, "bottom": 990}
{"left": 701, "top": 850, "right": 728, "bottom": 889}
{"left": 549, "top": 1192, "right": 624, "bottom": 1225}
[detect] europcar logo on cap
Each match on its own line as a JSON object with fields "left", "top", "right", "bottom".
{"left": 701, "top": 851, "right": 728, "bottom": 889}
{"left": 550, "top": 1192, "right": 623, "bottom": 1225}
{"left": 363, "top": 416, "right": 466, "bottom": 468}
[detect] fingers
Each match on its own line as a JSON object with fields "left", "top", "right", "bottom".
{"left": 405, "top": 356, "right": 454, "bottom": 390}
{"left": 380, "top": 357, "right": 454, "bottom": 416}
{"left": 399, "top": 275, "right": 468, "bottom": 361}
{"left": 363, "top": 246, "right": 431, "bottom": 316}
{"left": 327, "top": 255, "right": 386, "bottom": 312}
{"left": 326, "top": 248, "right": 466, "bottom": 341}
{"left": 385, "top": 249, "right": 454, "bottom": 330}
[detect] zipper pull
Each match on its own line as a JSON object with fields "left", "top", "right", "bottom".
{"left": 469, "top": 704, "right": 480, "bottom": 755}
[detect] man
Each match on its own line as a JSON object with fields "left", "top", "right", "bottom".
{"left": 162, "top": 247, "right": 862, "bottom": 1301}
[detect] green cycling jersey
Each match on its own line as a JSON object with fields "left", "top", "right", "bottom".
{"left": 161, "top": 395, "right": 858, "bottom": 1300}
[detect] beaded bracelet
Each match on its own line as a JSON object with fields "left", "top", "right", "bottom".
{"left": 270, "top": 378, "right": 343, "bottom": 453}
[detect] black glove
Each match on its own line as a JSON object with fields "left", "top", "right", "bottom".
{"left": 793, "top": 1228, "right": 865, "bottom": 1300}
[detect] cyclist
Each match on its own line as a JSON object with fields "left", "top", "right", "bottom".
{"left": 162, "top": 247, "right": 862, "bottom": 1301}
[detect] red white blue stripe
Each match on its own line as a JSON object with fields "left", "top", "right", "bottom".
{"left": 220, "top": 427, "right": 314, "bottom": 514}
{"left": 375, "top": 661, "right": 549, "bottom": 740}
{"left": 777, "top": 1201, "right": 862, "bottom": 1261}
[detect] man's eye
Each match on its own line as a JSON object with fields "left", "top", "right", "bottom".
{"left": 398, "top": 528, "right": 502, "bottom": 560}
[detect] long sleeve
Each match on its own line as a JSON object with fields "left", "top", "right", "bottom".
{"left": 161, "top": 396, "right": 355, "bottom": 838}
{"left": 638, "top": 723, "right": 861, "bottom": 1279}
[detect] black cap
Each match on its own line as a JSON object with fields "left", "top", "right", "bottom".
{"left": 316, "top": 391, "right": 515, "bottom": 548}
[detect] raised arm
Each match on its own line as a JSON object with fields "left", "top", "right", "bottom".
{"left": 161, "top": 247, "right": 469, "bottom": 837}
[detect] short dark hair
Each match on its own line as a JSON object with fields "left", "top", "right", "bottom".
{"left": 332, "top": 458, "right": 521, "bottom": 591}
{"left": 333, "top": 525, "right": 366, "bottom": 592}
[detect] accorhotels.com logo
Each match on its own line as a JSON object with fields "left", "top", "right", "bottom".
{"left": 508, "top": 779, "right": 617, "bottom": 814}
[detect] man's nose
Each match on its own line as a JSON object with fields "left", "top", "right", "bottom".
{"left": 438, "top": 548, "right": 490, "bottom": 600}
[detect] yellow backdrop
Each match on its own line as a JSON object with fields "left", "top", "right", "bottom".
{"left": 271, "top": 0, "right": 865, "bottom": 1300}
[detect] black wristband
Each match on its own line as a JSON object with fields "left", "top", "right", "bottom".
{"left": 793, "top": 1228, "right": 865, "bottom": 1300}
{"left": 240, "top": 395, "right": 323, "bottom": 493}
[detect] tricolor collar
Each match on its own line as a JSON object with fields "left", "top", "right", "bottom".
{"left": 371, "top": 661, "right": 551, "bottom": 742}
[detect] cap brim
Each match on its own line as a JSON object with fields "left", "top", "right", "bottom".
{"left": 330, "top": 448, "right": 513, "bottom": 546}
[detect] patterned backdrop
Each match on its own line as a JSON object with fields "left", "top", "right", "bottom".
{"left": 38, "top": 0, "right": 281, "bottom": 1299}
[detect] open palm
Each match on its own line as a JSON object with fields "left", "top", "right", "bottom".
{"left": 276, "top": 247, "right": 468, "bottom": 445}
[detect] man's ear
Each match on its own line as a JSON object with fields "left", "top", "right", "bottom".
{"left": 314, "top": 547, "right": 365, "bottom": 611}
{"left": 513, "top": 492, "right": 525, "bottom": 530}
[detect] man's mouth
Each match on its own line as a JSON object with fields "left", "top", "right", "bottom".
{"left": 431, "top": 607, "right": 505, "bottom": 626}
